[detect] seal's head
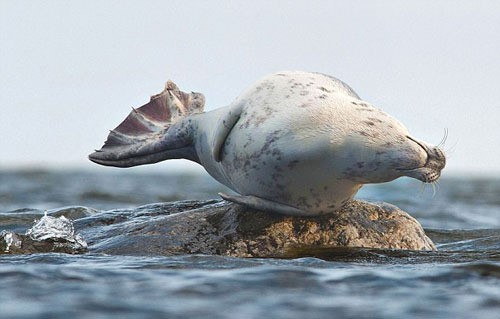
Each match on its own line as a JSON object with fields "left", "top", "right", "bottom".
{"left": 395, "top": 136, "right": 446, "bottom": 183}
{"left": 339, "top": 108, "right": 446, "bottom": 185}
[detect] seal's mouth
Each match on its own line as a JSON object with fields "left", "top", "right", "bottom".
{"left": 397, "top": 136, "right": 446, "bottom": 183}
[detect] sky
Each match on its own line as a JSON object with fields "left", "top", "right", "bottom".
{"left": 1, "top": 1, "right": 499, "bottom": 176}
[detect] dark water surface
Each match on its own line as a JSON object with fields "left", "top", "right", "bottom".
{"left": 1, "top": 170, "right": 499, "bottom": 318}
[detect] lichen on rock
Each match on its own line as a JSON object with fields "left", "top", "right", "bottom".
{"left": 212, "top": 200, "right": 435, "bottom": 257}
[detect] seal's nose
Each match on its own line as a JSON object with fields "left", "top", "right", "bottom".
{"left": 427, "top": 146, "right": 446, "bottom": 171}
{"left": 397, "top": 137, "right": 446, "bottom": 183}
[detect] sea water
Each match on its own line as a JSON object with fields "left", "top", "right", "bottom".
{"left": 0, "top": 170, "right": 498, "bottom": 318}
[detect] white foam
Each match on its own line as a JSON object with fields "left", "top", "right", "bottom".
{"left": 1, "top": 231, "right": 22, "bottom": 252}
{"left": 25, "top": 212, "right": 87, "bottom": 249}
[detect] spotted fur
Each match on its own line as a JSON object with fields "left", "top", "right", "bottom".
{"left": 90, "top": 71, "right": 446, "bottom": 216}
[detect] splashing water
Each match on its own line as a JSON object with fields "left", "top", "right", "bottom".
{"left": 1, "top": 231, "right": 22, "bottom": 252}
{"left": 25, "top": 212, "right": 87, "bottom": 249}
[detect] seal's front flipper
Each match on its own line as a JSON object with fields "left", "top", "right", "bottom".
{"left": 212, "top": 104, "right": 243, "bottom": 162}
{"left": 219, "top": 193, "right": 310, "bottom": 216}
{"left": 89, "top": 81, "right": 205, "bottom": 167}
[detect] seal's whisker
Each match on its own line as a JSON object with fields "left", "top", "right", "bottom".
{"left": 437, "top": 128, "right": 448, "bottom": 148}
{"left": 419, "top": 182, "right": 426, "bottom": 195}
{"left": 445, "top": 139, "right": 458, "bottom": 157}
{"left": 431, "top": 182, "right": 437, "bottom": 197}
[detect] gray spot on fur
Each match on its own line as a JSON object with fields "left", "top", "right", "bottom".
{"left": 368, "top": 117, "right": 383, "bottom": 123}
{"left": 318, "top": 86, "right": 332, "bottom": 93}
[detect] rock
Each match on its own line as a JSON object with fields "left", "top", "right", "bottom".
{"left": 1, "top": 199, "right": 435, "bottom": 257}
{"left": 85, "top": 199, "right": 436, "bottom": 257}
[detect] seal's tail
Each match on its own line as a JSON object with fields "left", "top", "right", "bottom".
{"left": 88, "top": 81, "right": 205, "bottom": 167}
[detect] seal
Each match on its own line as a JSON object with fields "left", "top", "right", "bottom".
{"left": 89, "top": 71, "right": 446, "bottom": 216}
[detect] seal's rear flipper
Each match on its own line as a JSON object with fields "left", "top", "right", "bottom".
{"left": 89, "top": 81, "right": 205, "bottom": 167}
{"left": 219, "top": 193, "right": 310, "bottom": 216}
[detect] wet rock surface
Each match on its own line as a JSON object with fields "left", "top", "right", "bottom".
{"left": 84, "top": 199, "right": 437, "bottom": 256}
{"left": 1, "top": 232, "right": 87, "bottom": 254}
{"left": 1, "top": 199, "right": 436, "bottom": 256}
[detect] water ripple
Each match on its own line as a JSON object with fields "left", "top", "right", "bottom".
{"left": 0, "top": 171, "right": 499, "bottom": 318}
